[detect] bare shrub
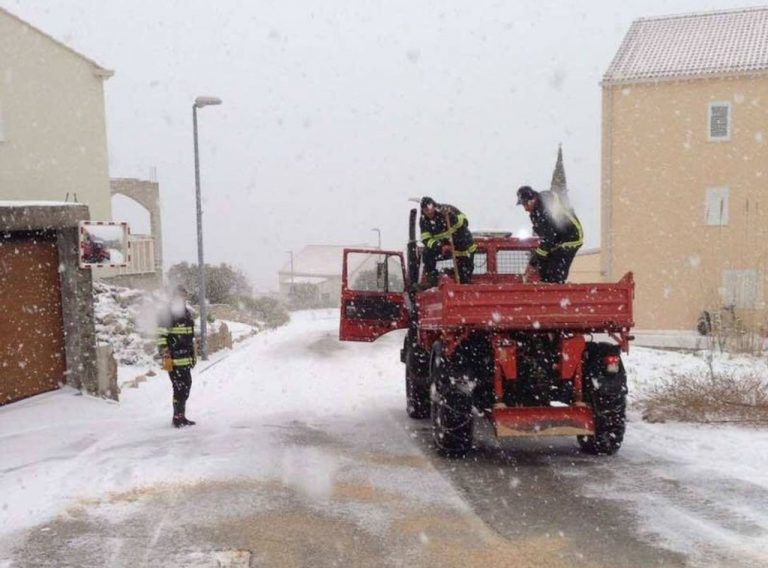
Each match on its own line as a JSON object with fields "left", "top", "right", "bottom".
{"left": 640, "top": 371, "right": 768, "bottom": 425}
{"left": 698, "top": 307, "right": 766, "bottom": 356}
{"left": 707, "top": 327, "right": 765, "bottom": 356}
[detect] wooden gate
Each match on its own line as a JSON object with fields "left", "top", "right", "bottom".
{"left": 0, "top": 233, "right": 67, "bottom": 405}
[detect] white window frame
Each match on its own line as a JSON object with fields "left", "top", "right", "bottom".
{"left": 705, "top": 186, "right": 729, "bottom": 226}
{"left": 708, "top": 101, "right": 731, "bottom": 142}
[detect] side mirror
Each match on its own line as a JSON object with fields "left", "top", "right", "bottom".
{"left": 79, "top": 221, "right": 130, "bottom": 268}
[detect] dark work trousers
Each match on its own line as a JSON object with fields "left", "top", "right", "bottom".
{"left": 169, "top": 367, "right": 192, "bottom": 417}
{"left": 423, "top": 247, "right": 475, "bottom": 285}
{"left": 456, "top": 253, "right": 475, "bottom": 284}
{"left": 539, "top": 247, "right": 579, "bottom": 283}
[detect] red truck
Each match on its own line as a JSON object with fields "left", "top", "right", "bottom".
{"left": 339, "top": 209, "right": 634, "bottom": 456}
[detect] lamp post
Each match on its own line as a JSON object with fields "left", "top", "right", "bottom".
{"left": 193, "top": 95, "right": 222, "bottom": 361}
{"left": 371, "top": 227, "right": 381, "bottom": 249}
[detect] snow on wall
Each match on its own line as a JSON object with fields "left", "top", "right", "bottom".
{"left": 92, "top": 281, "right": 160, "bottom": 366}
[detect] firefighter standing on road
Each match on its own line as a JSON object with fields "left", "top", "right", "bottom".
{"left": 157, "top": 285, "right": 197, "bottom": 428}
{"left": 516, "top": 185, "right": 583, "bottom": 283}
{"left": 419, "top": 197, "right": 477, "bottom": 287}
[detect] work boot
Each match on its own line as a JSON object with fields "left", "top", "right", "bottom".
{"left": 172, "top": 414, "right": 185, "bottom": 428}
{"left": 181, "top": 417, "right": 196, "bottom": 427}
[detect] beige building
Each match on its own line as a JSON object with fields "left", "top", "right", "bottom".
{"left": 570, "top": 248, "right": 602, "bottom": 284}
{"left": 0, "top": 7, "right": 113, "bottom": 220}
{"left": 601, "top": 7, "right": 768, "bottom": 331}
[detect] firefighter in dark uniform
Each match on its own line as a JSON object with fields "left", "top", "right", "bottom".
{"left": 157, "top": 285, "right": 197, "bottom": 428}
{"left": 419, "top": 196, "right": 477, "bottom": 287}
{"left": 516, "top": 185, "right": 583, "bottom": 283}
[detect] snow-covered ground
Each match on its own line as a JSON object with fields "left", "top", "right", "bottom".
{"left": 1, "top": 310, "right": 767, "bottom": 566}
{"left": 605, "top": 346, "right": 768, "bottom": 566}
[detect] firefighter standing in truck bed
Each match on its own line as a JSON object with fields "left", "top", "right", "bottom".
{"left": 157, "top": 285, "right": 197, "bottom": 428}
{"left": 419, "top": 196, "right": 477, "bottom": 287}
{"left": 516, "top": 185, "right": 583, "bottom": 284}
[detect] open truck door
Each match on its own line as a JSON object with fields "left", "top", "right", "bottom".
{"left": 339, "top": 248, "right": 410, "bottom": 341}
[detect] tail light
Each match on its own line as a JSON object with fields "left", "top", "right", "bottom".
{"left": 603, "top": 354, "right": 621, "bottom": 374}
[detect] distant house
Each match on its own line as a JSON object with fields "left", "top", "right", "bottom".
{"left": 601, "top": 7, "right": 768, "bottom": 330}
{"left": 279, "top": 245, "right": 381, "bottom": 307}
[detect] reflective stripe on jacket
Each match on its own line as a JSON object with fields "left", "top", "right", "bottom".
{"left": 419, "top": 204, "right": 474, "bottom": 252}
{"left": 529, "top": 191, "right": 583, "bottom": 263}
{"left": 157, "top": 306, "right": 196, "bottom": 369}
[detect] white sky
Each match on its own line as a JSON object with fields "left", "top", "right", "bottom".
{"left": 2, "top": 0, "right": 766, "bottom": 291}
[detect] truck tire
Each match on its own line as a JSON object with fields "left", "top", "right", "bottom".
{"left": 405, "top": 344, "right": 430, "bottom": 419}
{"left": 429, "top": 341, "right": 473, "bottom": 456}
{"left": 578, "top": 343, "right": 627, "bottom": 456}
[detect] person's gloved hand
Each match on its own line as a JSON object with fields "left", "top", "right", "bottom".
{"left": 523, "top": 264, "right": 540, "bottom": 283}
{"left": 441, "top": 243, "right": 453, "bottom": 256}
{"left": 161, "top": 350, "right": 173, "bottom": 371}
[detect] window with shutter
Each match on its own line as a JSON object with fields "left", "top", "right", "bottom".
{"left": 708, "top": 102, "right": 731, "bottom": 141}
{"left": 705, "top": 187, "right": 729, "bottom": 226}
{"left": 722, "top": 269, "right": 759, "bottom": 309}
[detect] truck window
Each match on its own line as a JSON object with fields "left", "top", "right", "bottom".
{"left": 348, "top": 252, "right": 405, "bottom": 293}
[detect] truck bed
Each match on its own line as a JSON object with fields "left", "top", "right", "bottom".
{"left": 416, "top": 273, "right": 634, "bottom": 332}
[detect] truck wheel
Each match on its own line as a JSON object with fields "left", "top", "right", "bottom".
{"left": 404, "top": 331, "right": 430, "bottom": 419}
{"left": 405, "top": 346, "right": 430, "bottom": 419}
{"left": 578, "top": 343, "right": 627, "bottom": 456}
{"left": 429, "top": 341, "right": 473, "bottom": 456}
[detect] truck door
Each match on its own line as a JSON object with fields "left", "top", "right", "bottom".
{"left": 339, "top": 248, "right": 410, "bottom": 342}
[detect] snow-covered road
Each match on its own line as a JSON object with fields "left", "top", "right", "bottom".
{"left": 1, "top": 309, "right": 767, "bottom": 567}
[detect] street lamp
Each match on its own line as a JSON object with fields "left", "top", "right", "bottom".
{"left": 371, "top": 227, "right": 381, "bottom": 249}
{"left": 193, "top": 95, "right": 222, "bottom": 361}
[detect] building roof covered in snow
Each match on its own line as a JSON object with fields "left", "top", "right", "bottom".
{"left": 279, "top": 244, "right": 372, "bottom": 277}
{"left": 604, "top": 7, "right": 768, "bottom": 83}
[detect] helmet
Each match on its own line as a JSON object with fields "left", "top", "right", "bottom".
{"left": 516, "top": 185, "right": 538, "bottom": 205}
{"left": 420, "top": 196, "right": 436, "bottom": 210}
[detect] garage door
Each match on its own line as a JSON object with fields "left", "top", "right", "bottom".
{"left": 0, "top": 232, "right": 67, "bottom": 405}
